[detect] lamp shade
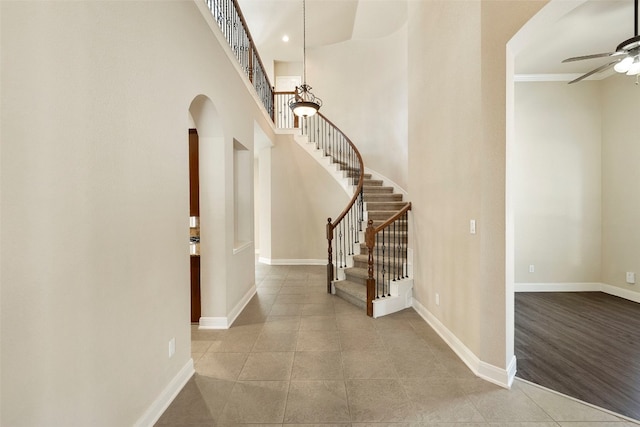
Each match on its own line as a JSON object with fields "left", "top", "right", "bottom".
{"left": 289, "top": 83, "right": 322, "bottom": 117}
{"left": 291, "top": 101, "right": 320, "bottom": 117}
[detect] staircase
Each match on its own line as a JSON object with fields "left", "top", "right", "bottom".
{"left": 292, "top": 113, "right": 412, "bottom": 317}
{"left": 333, "top": 175, "right": 413, "bottom": 317}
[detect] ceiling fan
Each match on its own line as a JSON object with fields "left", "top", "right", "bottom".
{"left": 562, "top": 0, "right": 640, "bottom": 84}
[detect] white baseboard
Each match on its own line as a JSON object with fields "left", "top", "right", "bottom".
{"left": 506, "top": 354, "right": 517, "bottom": 388}
{"left": 515, "top": 282, "right": 600, "bottom": 292}
{"left": 412, "top": 298, "right": 512, "bottom": 389}
{"left": 515, "top": 282, "right": 640, "bottom": 304}
{"left": 258, "top": 257, "right": 326, "bottom": 266}
{"left": 199, "top": 284, "right": 257, "bottom": 329}
{"left": 134, "top": 358, "right": 194, "bottom": 427}
{"left": 198, "top": 316, "right": 229, "bottom": 329}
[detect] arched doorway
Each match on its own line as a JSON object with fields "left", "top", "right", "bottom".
{"left": 188, "top": 95, "right": 226, "bottom": 325}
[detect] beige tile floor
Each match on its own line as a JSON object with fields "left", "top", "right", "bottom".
{"left": 156, "top": 264, "right": 640, "bottom": 426}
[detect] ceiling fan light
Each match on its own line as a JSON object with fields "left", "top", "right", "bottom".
{"left": 614, "top": 56, "right": 634, "bottom": 73}
{"left": 626, "top": 58, "right": 640, "bottom": 75}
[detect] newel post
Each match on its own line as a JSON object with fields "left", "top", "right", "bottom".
{"left": 365, "top": 219, "right": 375, "bottom": 317}
{"left": 326, "top": 218, "right": 334, "bottom": 294}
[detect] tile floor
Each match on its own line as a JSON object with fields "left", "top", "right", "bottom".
{"left": 156, "top": 264, "right": 639, "bottom": 426}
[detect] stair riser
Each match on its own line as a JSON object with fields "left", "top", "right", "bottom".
{"left": 367, "top": 211, "right": 403, "bottom": 220}
{"left": 353, "top": 261, "right": 408, "bottom": 272}
{"left": 363, "top": 194, "right": 403, "bottom": 202}
{"left": 335, "top": 288, "right": 366, "bottom": 308}
{"left": 359, "top": 243, "right": 408, "bottom": 253}
{"left": 363, "top": 187, "right": 394, "bottom": 194}
{"left": 363, "top": 179, "right": 383, "bottom": 186}
{"left": 371, "top": 222, "right": 408, "bottom": 229}
{"left": 365, "top": 202, "right": 408, "bottom": 211}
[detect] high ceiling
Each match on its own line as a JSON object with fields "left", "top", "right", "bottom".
{"left": 236, "top": 0, "right": 407, "bottom": 63}
{"left": 236, "top": 0, "right": 638, "bottom": 80}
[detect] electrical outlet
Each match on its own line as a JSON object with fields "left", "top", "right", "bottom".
{"left": 529, "top": 265, "right": 535, "bottom": 273}
{"left": 470, "top": 220, "right": 476, "bottom": 235}
{"left": 626, "top": 272, "right": 636, "bottom": 284}
{"left": 169, "top": 337, "right": 176, "bottom": 358}
{"left": 435, "top": 293, "right": 440, "bottom": 306}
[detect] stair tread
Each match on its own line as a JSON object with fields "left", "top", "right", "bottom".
{"left": 367, "top": 210, "right": 407, "bottom": 214}
{"left": 334, "top": 279, "right": 366, "bottom": 302}
{"left": 363, "top": 187, "right": 394, "bottom": 193}
{"left": 365, "top": 202, "right": 409, "bottom": 210}
{"left": 344, "top": 267, "right": 369, "bottom": 279}
{"left": 353, "top": 251, "right": 407, "bottom": 259}
{"left": 363, "top": 194, "right": 403, "bottom": 200}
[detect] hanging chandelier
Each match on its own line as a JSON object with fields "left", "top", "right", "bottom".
{"left": 289, "top": 0, "right": 322, "bottom": 117}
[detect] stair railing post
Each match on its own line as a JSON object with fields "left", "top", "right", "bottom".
{"left": 365, "top": 219, "right": 375, "bottom": 317}
{"left": 326, "top": 218, "right": 334, "bottom": 294}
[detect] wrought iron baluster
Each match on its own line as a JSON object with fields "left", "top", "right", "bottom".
{"left": 404, "top": 211, "right": 409, "bottom": 278}
{"left": 338, "top": 222, "right": 344, "bottom": 268}
{"left": 355, "top": 190, "right": 361, "bottom": 243}
{"left": 342, "top": 221, "right": 348, "bottom": 268}
{"left": 335, "top": 225, "right": 340, "bottom": 269}
{"left": 382, "top": 228, "right": 387, "bottom": 297}
{"left": 375, "top": 233, "right": 380, "bottom": 298}
{"left": 393, "top": 219, "right": 397, "bottom": 281}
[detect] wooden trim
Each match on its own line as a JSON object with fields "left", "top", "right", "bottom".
{"left": 365, "top": 219, "right": 376, "bottom": 316}
{"left": 188, "top": 129, "right": 200, "bottom": 217}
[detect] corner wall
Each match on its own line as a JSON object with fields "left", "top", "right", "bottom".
{"left": 407, "top": 0, "right": 546, "bottom": 378}
{"left": 601, "top": 74, "right": 640, "bottom": 292}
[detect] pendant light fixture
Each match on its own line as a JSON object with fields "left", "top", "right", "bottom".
{"left": 289, "top": 0, "right": 322, "bottom": 117}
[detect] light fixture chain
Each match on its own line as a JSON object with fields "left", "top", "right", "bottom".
{"left": 303, "top": 0, "right": 307, "bottom": 84}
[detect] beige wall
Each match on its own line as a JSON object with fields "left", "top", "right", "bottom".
{"left": 309, "top": 25, "right": 409, "bottom": 190}
{"left": 1, "top": 1, "right": 274, "bottom": 425}
{"left": 601, "top": 74, "right": 640, "bottom": 292}
{"left": 513, "top": 75, "right": 640, "bottom": 296}
{"left": 514, "top": 81, "right": 602, "bottom": 284}
{"left": 407, "top": 0, "right": 546, "bottom": 369}
{"left": 269, "top": 135, "right": 349, "bottom": 262}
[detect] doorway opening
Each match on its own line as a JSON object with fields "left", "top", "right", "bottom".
{"left": 189, "top": 128, "right": 201, "bottom": 323}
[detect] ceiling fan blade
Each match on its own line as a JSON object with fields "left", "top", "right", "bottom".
{"left": 562, "top": 51, "right": 625, "bottom": 63}
{"left": 568, "top": 60, "right": 620, "bottom": 84}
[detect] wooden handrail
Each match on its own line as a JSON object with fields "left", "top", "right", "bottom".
{"left": 372, "top": 202, "right": 411, "bottom": 233}
{"left": 307, "top": 112, "right": 364, "bottom": 293}
{"left": 206, "top": 0, "right": 275, "bottom": 120}
{"left": 364, "top": 202, "right": 412, "bottom": 316}
{"left": 231, "top": 0, "right": 270, "bottom": 89}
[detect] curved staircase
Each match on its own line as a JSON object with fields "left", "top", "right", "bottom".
{"left": 294, "top": 113, "right": 413, "bottom": 318}
{"left": 335, "top": 177, "right": 413, "bottom": 317}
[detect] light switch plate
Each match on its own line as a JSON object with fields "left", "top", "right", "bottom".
{"left": 626, "top": 272, "right": 635, "bottom": 284}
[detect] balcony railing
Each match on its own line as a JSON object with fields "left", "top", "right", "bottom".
{"left": 205, "top": 0, "right": 274, "bottom": 120}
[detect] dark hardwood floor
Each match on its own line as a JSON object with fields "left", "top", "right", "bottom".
{"left": 515, "top": 292, "right": 640, "bottom": 420}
